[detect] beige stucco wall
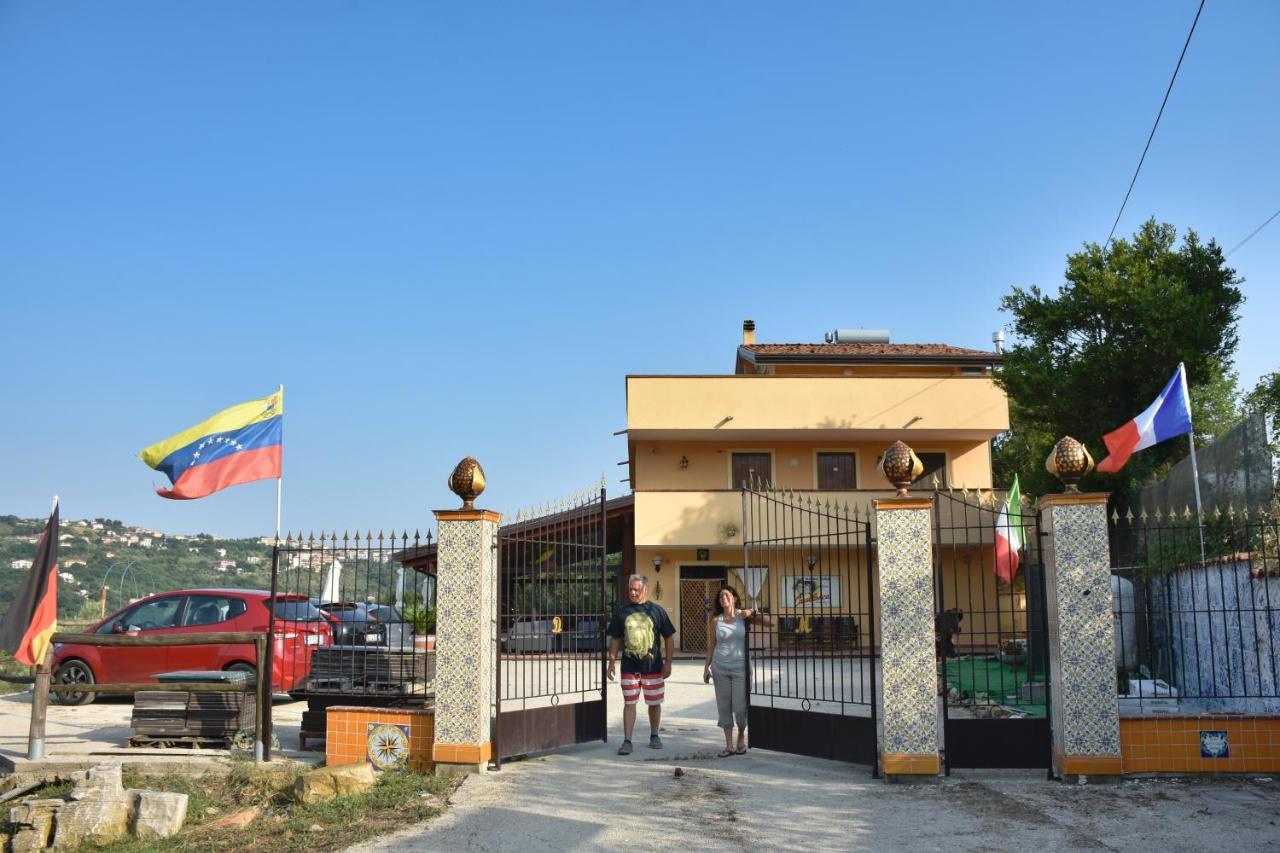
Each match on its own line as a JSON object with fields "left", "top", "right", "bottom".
{"left": 626, "top": 375, "right": 1009, "bottom": 437}
{"left": 632, "top": 440, "right": 993, "bottom": 492}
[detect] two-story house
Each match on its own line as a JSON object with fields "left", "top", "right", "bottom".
{"left": 625, "top": 320, "right": 1008, "bottom": 652}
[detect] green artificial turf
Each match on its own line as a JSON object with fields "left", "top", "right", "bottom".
{"left": 943, "top": 656, "right": 1047, "bottom": 719}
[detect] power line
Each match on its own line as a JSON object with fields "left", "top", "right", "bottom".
{"left": 1226, "top": 207, "right": 1280, "bottom": 258}
{"left": 1103, "top": 0, "right": 1206, "bottom": 250}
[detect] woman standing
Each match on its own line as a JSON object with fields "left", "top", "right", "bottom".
{"left": 703, "top": 586, "right": 772, "bottom": 757}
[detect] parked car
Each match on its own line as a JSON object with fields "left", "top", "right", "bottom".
{"left": 317, "top": 601, "right": 413, "bottom": 649}
{"left": 51, "top": 589, "right": 332, "bottom": 705}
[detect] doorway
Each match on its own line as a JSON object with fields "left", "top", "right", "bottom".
{"left": 679, "top": 565, "right": 727, "bottom": 653}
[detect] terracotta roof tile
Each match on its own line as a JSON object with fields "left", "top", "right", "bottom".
{"left": 742, "top": 343, "right": 999, "bottom": 359}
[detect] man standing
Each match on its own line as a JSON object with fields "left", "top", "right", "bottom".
{"left": 607, "top": 574, "right": 675, "bottom": 755}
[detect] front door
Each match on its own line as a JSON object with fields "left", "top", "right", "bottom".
{"left": 679, "top": 568, "right": 726, "bottom": 653}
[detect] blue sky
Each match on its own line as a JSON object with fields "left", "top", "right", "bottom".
{"left": 1, "top": 2, "right": 1276, "bottom": 537}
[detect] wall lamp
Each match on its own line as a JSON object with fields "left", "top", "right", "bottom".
{"left": 679, "top": 455, "right": 689, "bottom": 470}
{"left": 652, "top": 555, "right": 664, "bottom": 573}
{"left": 807, "top": 554, "right": 818, "bottom": 570}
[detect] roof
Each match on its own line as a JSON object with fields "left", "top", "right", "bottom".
{"left": 738, "top": 342, "right": 1001, "bottom": 365}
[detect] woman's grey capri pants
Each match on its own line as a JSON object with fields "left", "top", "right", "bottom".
{"left": 711, "top": 665, "right": 747, "bottom": 729}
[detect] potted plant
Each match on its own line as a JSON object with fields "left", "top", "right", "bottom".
{"left": 998, "top": 638, "right": 1027, "bottom": 666}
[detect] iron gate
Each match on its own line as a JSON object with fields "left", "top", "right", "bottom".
{"left": 494, "top": 486, "right": 611, "bottom": 764}
{"left": 933, "top": 490, "right": 1051, "bottom": 773}
{"left": 742, "top": 484, "right": 879, "bottom": 771}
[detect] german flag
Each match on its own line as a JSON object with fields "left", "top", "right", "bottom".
{"left": 0, "top": 500, "right": 59, "bottom": 666}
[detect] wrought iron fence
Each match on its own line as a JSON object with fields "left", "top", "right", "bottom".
{"left": 497, "top": 487, "right": 612, "bottom": 708}
{"left": 269, "top": 530, "right": 436, "bottom": 701}
{"left": 1110, "top": 503, "right": 1280, "bottom": 714}
{"left": 742, "top": 483, "right": 877, "bottom": 714}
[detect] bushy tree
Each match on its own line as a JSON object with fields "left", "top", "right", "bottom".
{"left": 994, "top": 219, "right": 1244, "bottom": 499}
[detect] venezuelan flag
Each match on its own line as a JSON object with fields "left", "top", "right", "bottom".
{"left": 140, "top": 389, "right": 283, "bottom": 500}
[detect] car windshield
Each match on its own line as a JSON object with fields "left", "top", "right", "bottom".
{"left": 271, "top": 597, "right": 326, "bottom": 622}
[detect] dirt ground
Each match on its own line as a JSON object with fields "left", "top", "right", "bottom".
{"left": 356, "top": 660, "right": 1280, "bottom": 853}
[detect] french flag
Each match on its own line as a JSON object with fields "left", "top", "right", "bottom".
{"left": 1096, "top": 364, "right": 1193, "bottom": 473}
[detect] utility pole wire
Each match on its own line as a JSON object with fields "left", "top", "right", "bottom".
{"left": 1226, "top": 208, "right": 1280, "bottom": 258}
{"left": 1103, "top": 0, "right": 1206, "bottom": 251}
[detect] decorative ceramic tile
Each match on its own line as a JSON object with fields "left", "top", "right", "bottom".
{"left": 875, "top": 506, "right": 939, "bottom": 757}
{"left": 1043, "top": 501, "right": 1122, "bottom": 758}
{"left": 434, "top": 515, "right": 498, "bottom": 747}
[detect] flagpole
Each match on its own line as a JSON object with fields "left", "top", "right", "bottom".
{"left": 1180, "top": 363, "right": 1207, "bottom": 565}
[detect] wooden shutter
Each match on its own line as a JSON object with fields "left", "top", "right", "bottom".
{"left": 731, "top": 453, "right": 772, "bottom": 488}
{"left": 817, "top": 452, "right": 856, "bottom": 489}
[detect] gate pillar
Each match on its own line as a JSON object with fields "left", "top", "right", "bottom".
{"left": 1039, "top": 490, "right": 1123, "bottom": 781}
{"left": 432, "top": 458, "right": 500, "bottom": 776}
{"left": 874, "top": 494, "right": 941, "bottom": 779}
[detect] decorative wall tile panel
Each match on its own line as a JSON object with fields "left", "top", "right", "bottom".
{"left": 875, "top": 505, "right": 939, "bottom": 758}
{"left": 1042, "top": 500, "right": 1122, "bottom": 760}
{"left": 434, "top": 514, "right": 498, "bottom": 748}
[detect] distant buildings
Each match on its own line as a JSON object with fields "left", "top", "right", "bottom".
{"left": 10, "top": 559, "right": 33, "bottom": 571}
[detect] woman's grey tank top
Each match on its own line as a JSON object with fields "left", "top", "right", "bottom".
{"left": 712, "top": 615, "right": 747, "bottom": 669}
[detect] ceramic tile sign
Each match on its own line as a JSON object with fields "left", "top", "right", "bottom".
{"left": 368, "top": 722, "right": 411, "bottom": 770}
{"left": 1200, "top": 730, "right": 1229, "bottom": 759}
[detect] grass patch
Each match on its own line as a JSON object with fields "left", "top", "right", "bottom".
{"left": 0, "top": 654, "right": 32, "bottom": 696}
{"left": 86, "top": 765, "right": 457, "bottom": 853}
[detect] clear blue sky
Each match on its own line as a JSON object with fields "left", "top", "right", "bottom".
{"left": 2, "top": 2, "right": 1276, "bottom": 538}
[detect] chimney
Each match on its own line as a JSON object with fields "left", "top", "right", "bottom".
{"left": 742, "top": 319, "right": 756, "bottom": 346}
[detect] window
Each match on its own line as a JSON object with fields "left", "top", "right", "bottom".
{"left": 182, "top": 594, "right": 247, "bottom": 627}
{"left": 910, "top": 452, "right": 948, "bottom": 489}
{"left": 816, "top": 452, "right": 857, "bottom": 490}
{"left": 731, "top": 452, "right": 772, "bottom": 488}
{"left": 110, "top": 596, "right": 185, "bottom": 632}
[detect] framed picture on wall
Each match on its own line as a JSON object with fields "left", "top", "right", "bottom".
{"left": 782, "top": 575, "right": 840, "bottom": 607}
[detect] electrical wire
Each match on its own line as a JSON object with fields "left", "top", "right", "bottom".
{"left": 1103, "top": 0, "right": 1206, "bottom": 250}
{"left": 1226, "top": 207, "right": 1280, "bottom": 258}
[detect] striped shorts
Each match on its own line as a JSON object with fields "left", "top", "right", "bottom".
{"left": 620, "top": 673, "right": 665, "bottom": 706}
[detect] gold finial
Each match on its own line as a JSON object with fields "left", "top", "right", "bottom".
{"left": 1045, "top": 436, "right": 1094, "bottom": 492}
{"left": 447, "top": 457, "right": 487, "bottom": 509}
{"left": 879, "top": 440, "right": 923, "bottom": 497}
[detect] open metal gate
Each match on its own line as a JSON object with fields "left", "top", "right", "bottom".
{"left": 933, "top": 490, "right": 1051, "bottom": 773}
{"left": 742, "top": 484, "right": 879, "bottom": 772}
{"left": 494, "top": 487, "right": 611, "bottom": 764}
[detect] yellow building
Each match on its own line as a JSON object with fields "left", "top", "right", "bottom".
{"left": 625, "top": 320, "right": 1009, "bottom": 652}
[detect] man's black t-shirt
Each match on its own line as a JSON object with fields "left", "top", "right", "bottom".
{"left": 607, "top": 601, "right": 676, "bottom": 675}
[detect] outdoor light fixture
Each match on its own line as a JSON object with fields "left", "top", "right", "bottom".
{"left": 679, "top": 455, "right": 689, "bottom": 470}
{"left": 652, "top": 555, "right": 664, "bottom": 573}
{"left": 807, "top": 554, "right": 818, "bottom": 569}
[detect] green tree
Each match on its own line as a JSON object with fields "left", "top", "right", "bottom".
{"left": 994, "top": 219, "right": 1244, "bottom": 500}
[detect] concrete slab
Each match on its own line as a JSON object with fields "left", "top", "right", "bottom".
{"left": 0, "top": 689, "right": 322, "bottom": 782}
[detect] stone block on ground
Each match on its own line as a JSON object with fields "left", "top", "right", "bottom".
{"left": 7, "top": 799, "right": 61, "bottom": 852}
{"left": 294, "top": 763, "right": 377, "bottom": 805}
{"left": 128, "top": 789, "right": 189, "bottom": 840}
{"left": 52, "top": 793, "right": 131, "bottom": 847}
{"left": 66, "top": 763, "right": 124, "bottom": 800}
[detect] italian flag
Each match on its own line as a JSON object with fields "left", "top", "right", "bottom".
{"left": 994, "top": 476, "right": 1022, "bottom": 585}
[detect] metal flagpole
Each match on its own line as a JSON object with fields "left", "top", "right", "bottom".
{"left": 1180, "top": 364, "right": 1207, "bottom": 565}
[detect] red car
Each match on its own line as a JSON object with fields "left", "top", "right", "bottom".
{"left": 51, "top": 588, "right": 332, "bottom": 705}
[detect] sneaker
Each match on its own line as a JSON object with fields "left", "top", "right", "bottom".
{"left": 649, "top": 733, "right": 663, "bottom": 750}
{"left": 617, "top": 739, "right": 633, "bottom": 755}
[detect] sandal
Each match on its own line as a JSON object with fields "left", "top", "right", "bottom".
{"left": 717, "top": 748, "right": 733, "bottom": 758}
{"left": 735, "top": 745, "right": 748, "bottom": 755}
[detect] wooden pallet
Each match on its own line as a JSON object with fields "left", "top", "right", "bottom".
{"left": 127, "top": 734, "right": 233, "bottom": 749}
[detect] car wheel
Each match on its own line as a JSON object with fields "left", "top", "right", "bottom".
{"left": 52, "top": 660, "right": 95, "bottom": 706}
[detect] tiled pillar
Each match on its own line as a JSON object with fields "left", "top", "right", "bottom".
{"left": 431, "top": 506, "right": 500, "bottom": 775}
{"left": 874, "top": 497, "right": 941, "bottom": 779}
{"left": 1039, "top": 492, "right": 1123, "bottom": 781}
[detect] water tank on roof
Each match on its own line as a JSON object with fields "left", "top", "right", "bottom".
{"left": 824, "top": 329, "right": 891, "bottom": 344}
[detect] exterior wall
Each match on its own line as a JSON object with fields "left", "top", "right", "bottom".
{"left": 326, "top": 706, "right": 435, "bottom": 772}
{"left": 626, "top": 375, "right": 1009, "bottom": 437}
{"left": 632, "top": 440, "right": 993, "bottom": 491}
{"left": 1120, "top": 716, "right": 1280, "bottom": 773}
